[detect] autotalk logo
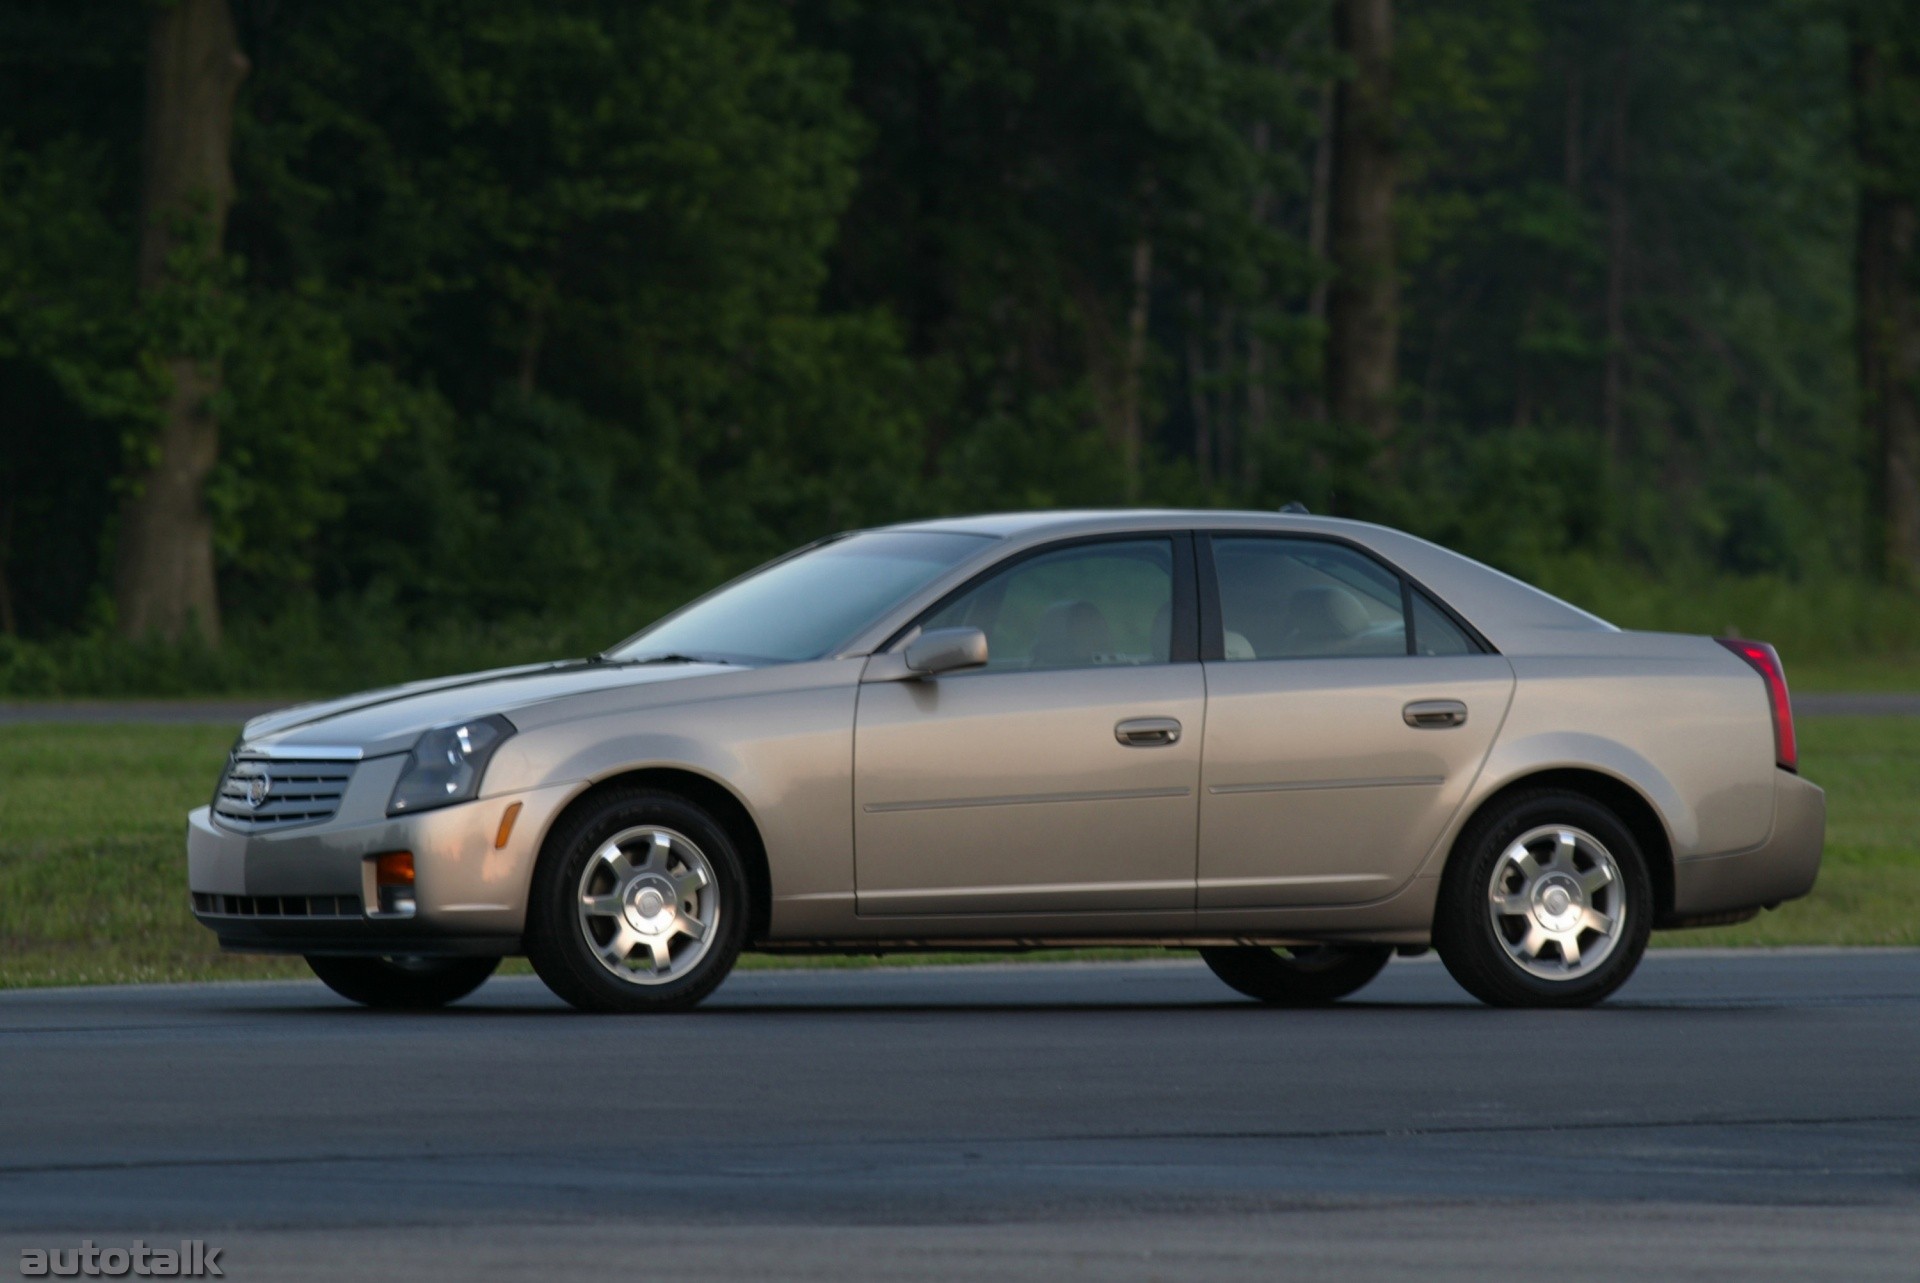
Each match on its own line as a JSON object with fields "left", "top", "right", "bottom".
{"left": 18, "top": 1241, "right": 222, "bottom": 1277}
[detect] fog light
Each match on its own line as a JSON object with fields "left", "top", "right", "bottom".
{"left": 373, "top": 851, "right": 416, "bottom": 917}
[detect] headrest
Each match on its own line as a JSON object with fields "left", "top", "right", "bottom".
{"left": 1284, "top": 585, "right": 1369, "bottom": 641}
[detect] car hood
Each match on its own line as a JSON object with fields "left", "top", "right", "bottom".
{"left": 242, "top": 659, "right": 740, "bottom": 759}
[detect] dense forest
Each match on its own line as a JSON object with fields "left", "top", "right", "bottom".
{"left": 1, "top": 0, "right": 1918, "bottom": 690}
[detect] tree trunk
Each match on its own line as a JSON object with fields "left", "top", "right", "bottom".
{"left": 1117, "top": 233, "right": 1154, "bottom": 499}
{"left": 0, "top": 494, "right": 15, "bottom": 636}
{"left": 1854, "top": 21, "right": 1920, "bottom": 585}
{"left": 1306, "top": 81, "right": 1336, "bottom": 332}
{"left": 113, "top": 0, "right": 248, "bottom": 643}
{"left": 1563, "top": 59, "right": 1583, "bottom": 195}
{"left": 1601, "top": 42, "right": 1633, "bottom": 465}
{"left": 1187, "top": 293, "right": 1213, "bottom": 484}
{"left": 1243, "top": 118, "right": 1271, "bottom": 473}
{"left": 517, "top": 287, "right": 550, "bottom": 395}
{"left": 1325, "top": 0, "right": 1398, "bottom": 463}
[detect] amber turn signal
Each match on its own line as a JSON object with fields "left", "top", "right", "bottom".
{"left": 374, "top": 851, "right": 415, "bottom": 887}
{"left": 494, "top": 802, "right": 523, "bottom": 850}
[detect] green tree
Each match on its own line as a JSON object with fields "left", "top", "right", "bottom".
{"left": 232, "top": 0, "right": 917, "bottom": 615}
{"left": 0, "top": 0, "right": 1905, "bottom": 678}
{"left": 1852, "top": 0, "right": 1920, "bottom": 585}
{"left": 1392, "top": 0, "right": 1857, "bottom": 578}
{"left": 802, "top": 0, "right": 1328, "bottom": 502}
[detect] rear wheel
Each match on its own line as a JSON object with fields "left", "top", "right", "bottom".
{"left": 524, "top": 788, "right": 749, "bottom": 1013}
{"left": 1433, "top": 789, "right": 1652, "bottom": 1007}
{"left": 305, "top": 955, "right": 499, "bottom": 1010}
{"left": 1200, "top": 944, "right": 1393, "bottom": 1005}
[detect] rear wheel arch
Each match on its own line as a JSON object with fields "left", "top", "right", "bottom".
{"left": 1445, "top": 769, "right": 1675, "bottom": 920}
{"left": 535, "top": 768, "right": 773, "bottom": 942}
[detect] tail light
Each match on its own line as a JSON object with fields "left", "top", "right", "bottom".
{"left": 1715, "top": 638, "right": 1797, "bottom": 773}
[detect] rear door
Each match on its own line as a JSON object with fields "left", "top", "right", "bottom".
{"left": 854, "top": 535, "right": 1203, "bottom": 917}
{"left": 1196, "top": 533, "right": 1514, "bottom": 908}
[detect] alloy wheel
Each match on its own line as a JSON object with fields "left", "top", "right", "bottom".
{"left": 1486, "top": 824, "right": 1625, "bottom": 981}
{"left": 575, "top": 825, "right": 720, "bottom": 985}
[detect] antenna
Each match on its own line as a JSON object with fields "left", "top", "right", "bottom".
{"left": 1278, "top": 501, "right": 1310, "bottom": 515}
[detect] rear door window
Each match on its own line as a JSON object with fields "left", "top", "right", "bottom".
{"left": 1207, "top": 536, "right": 1481, "bottom": 660}
{"left": 1210, "top": 537, "right": 1407, "bottom": 659}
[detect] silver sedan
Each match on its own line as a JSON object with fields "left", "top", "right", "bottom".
{"left": 187, "top": 510, "right": 1824, "bottom": 1011}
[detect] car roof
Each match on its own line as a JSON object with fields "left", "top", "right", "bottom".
{"left": 879, "top": 508, "right": 1379, "bottom": 540}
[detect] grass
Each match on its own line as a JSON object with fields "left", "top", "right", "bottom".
{"left": 0, "top": 723, "right": 308, "bottom": 986}
{"left": 0, "top": 717, "right": 1913, "bottom": 989}
{"left": 1784, "top": 656, "right": 1920, "bottom": 694}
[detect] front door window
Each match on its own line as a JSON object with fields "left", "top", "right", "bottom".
{"left": 920, "top": 539, "right": 1175, "bottom": 671}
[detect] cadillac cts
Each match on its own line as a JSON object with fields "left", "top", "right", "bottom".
{"left": 187, "top": 510, "right": 1824, "bottom": 1012}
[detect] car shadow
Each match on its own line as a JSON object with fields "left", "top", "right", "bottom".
{"left": 241, "top": 995, "right": 1663, "bottom": 1018}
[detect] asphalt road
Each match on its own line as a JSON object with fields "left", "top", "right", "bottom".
{"left": 2, "top": 952, "right": 1917, "bottom": 1280}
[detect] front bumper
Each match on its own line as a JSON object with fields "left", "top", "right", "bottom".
{"left": 1668, "top": 769, "right": 1825, "bottom": 920}
{"left": 187, "top": 767, "right": 579, "bottom": 957}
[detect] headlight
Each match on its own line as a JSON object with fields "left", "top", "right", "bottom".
{"left": 387, "top": 715, "right": 516, "bottom": 816}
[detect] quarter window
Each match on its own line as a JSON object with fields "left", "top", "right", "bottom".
{"left": 919, "top": 539, "right": 1176, "bottom": 671}
{"left": 1410, "top": 589, "right": 1476, "bottom": 656}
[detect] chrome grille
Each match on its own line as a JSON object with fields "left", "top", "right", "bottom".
{"left": 192, "top": 892, "right": 362, "bottom": 918}
{"left": 213, "top": 756, "right": 355, "bottom": 831}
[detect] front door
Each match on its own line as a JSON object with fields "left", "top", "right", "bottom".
{"left": 1196, "top": 534, "right": 1515, "bottom": 908}
{"left": 854, "top": 536, "right": 1203, "bottom": 917}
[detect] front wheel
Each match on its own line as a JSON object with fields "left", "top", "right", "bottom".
{"left": 1200, "top": 944, "right": 1393, "bottom": 1005}
{"left": 305, "top": 955, "right": 499, "bottom": 1010}
{"left": 1433, "top": 789, "right": 1652, "bottom": 1007}
{"left": 524, "top": 788, "right": 749, "bottom": 1013}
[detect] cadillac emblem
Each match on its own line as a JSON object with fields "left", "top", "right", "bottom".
{"left": 245, "top": 771, "right": 271, "bottom": 809}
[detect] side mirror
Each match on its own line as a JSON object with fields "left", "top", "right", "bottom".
{"left": 903, "top": 627, "right": 988, "bottom": 677}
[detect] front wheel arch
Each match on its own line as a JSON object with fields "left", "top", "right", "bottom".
{"left": 1442, "top": 768, "right": 1675, "bottom": 923}
{"left": 534, "top": 768, "right": 772, "bottom": 942}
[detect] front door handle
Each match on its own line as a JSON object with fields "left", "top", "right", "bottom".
{"left": 1115, "top": 717, "right": 1182, "bottom": 747}
{"left": 1404, "top": 699, "right": 1468, "bottom": 729}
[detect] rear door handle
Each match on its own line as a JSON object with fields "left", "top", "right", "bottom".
{"left": 1115, "top": 717, "right": 1182, "bottom": 747}
{"left": 1404, "top": 699, "right": 1468, "bottom": 729}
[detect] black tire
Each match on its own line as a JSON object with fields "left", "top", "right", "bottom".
{"left": 1433, "top": 788, "right": 1653, "bottom": 1008}
{"left": 1199, "top": 944, "right": 1393, "bottom": 1005}
{"left": 305, "top": 955, "right": 499, "bottom": 1010}
{"left": 524, "top": 787, "right": 749, "bottom": 1013}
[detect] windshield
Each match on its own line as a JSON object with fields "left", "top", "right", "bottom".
{"left": 607, "top": 530, "right": 995, "bottom": 664}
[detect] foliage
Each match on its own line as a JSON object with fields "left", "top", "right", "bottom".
{"left": 0, "top": 0, "right": 1913, "bottom": 675}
